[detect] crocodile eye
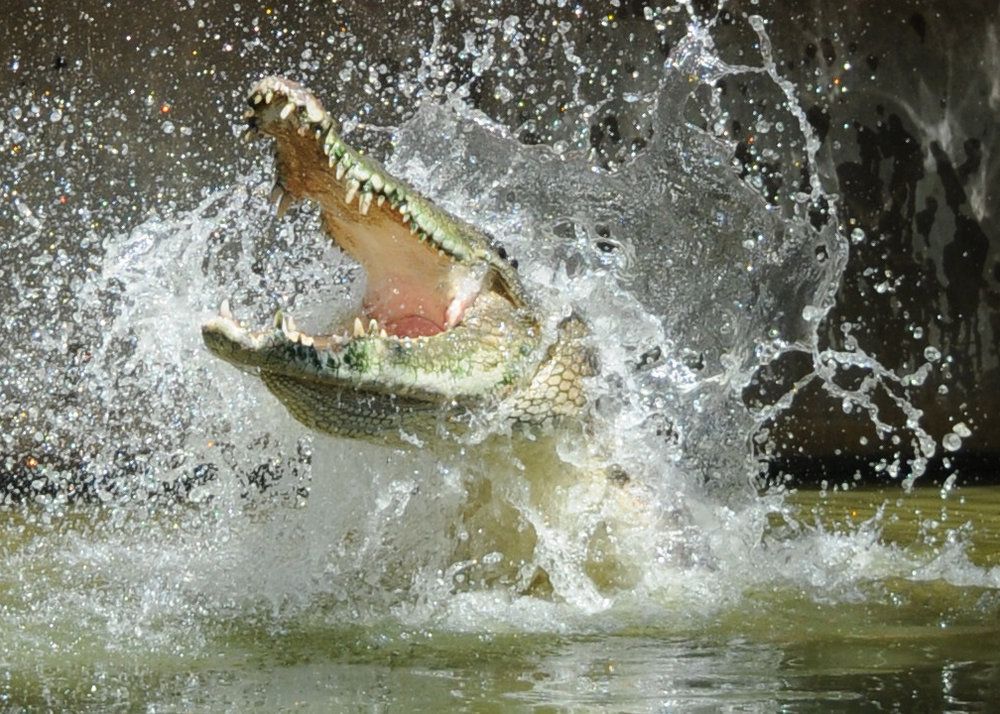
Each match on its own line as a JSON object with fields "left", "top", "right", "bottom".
{"left": 497, "top": 245, "right": 508, "bottom": 260}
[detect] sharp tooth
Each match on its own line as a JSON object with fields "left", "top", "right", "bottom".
{"left": 264, "top": 89, "right": 274, "bottom": 104}
{"left": 376, "top": 195, "right": 385, "bottom": 207}
{"left": 379, "top": 328, "right": 388, "bottom": 339}
{"left": 358, "top": 191, "right": 373, "bottom": 215}
{"left": 335, "top": 160, "right": 348, "bottom": 181}
{"left": 269, "top": 183, "right": 284, "bottom": 204}
{"left": 284, "top": 314, "right": 298, "bottom": 332}
{"left": 240, "top": 128, "right": 256, "bottom": 143}
{"left": 350, "top": 164, "right": 371, "bottom": 182}
{"left": 369, "top": 174, "right": 384, "bottom": 191}
{"left": 367, "top": 319, "right": 378, "bottom": 334}
{"left": 345, "top": 179, "right": 360, "bottom": 205}
{"left": 300, "top": 334, "right": 314, "bottom": 347}
{"left": 273, "top": 309, "right": 284, "bottom": 329}
{"left": 279, "top": 102, "right": 295, "bottom": 120}
{"left": 276, "top": 191, "right": 294, "bottom": 218}
{"left": 353, "top": 317, "right": 365, "bottom": 338}
{"left": 281, "top": 315, "right": 300, "bottom": 341}
{"left": 241, "top": 109, "right": 255, "bottom": 120}
{"left": 251, "top": 93, "right": 263, "bottom": 105}
{"left": 219, "top": 299, "right": 234, "bottom": 320}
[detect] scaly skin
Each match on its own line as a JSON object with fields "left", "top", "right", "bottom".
{"left": 202, "top": 77, "right": 593, "bottom": 442}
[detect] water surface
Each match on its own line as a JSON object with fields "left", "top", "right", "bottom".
{"left": 3, "top": 487, "right": 999, "bottom": 711}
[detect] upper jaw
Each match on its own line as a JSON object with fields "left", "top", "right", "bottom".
{"left": 240, "top": 75, "right": 525, "bottom": 340}
{"left": 202, "top": 76, "right": 542, "bottom": 393}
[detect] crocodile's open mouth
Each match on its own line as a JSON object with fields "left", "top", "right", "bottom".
{"left": 206, "top": 76, "right": 523, "bottom": 352}
{"left": 202, "top": 76, "right": 543, "bottom": 410}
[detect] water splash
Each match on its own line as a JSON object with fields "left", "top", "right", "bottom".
{"left": 0, "top": 4, "right": 988, "bottom": 691}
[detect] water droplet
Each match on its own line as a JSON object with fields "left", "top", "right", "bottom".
{"left": 801, "top": 305, "right": 823, "bottom": 322}
{"left": 942, "top": 433, "right": 962, "bottom": 452}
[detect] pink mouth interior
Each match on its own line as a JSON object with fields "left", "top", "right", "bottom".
{"left": 318, "top": 207, "right": 481, "bottom": 341}
{"left": 265, "top": 116, "right": 483, "bottom": 339}
{"left": 381, "top": 315, "right": 444, "bottom": 338}
{"left": 362, "top": 272, "right": 449, "bottom": 338}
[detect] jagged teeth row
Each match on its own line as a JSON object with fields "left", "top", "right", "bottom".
{"left": 275, "top": 310, "right": 316, "bottom": 347}
{"left": 274, "top": 309, "right": 384, "bottom": 345}
{"left": 322, "top": 143, "right": 410, "bottom": 221}
{"left": 309, "top": 113, "right": 456, "bottom": 251}
{"left": 248, "top": 84, "right": 461, "bottom": 258}
{"left": 217, "top": 300, "right": 392, "bottom": 348}
{"left": 352, "top": 316, "right": 388, "bottom": 339}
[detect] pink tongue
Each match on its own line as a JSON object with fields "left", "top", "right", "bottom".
{"left": 384, "top": 315, "right": 444, "bottom": 338}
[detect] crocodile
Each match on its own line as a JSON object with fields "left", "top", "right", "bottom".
{"left": 202, "top": 77, "right": 594, "bottom": 443}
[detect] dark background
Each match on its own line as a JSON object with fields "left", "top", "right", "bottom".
{"left": 1, "top": 0, "right": 997, "bottom": 491}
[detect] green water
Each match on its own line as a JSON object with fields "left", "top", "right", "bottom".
{"left": 2, "top": 485, "right": 998, "bottom": 711}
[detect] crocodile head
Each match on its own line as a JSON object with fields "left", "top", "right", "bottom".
{"left": 203, "top": 77, "right": 587, "bottom": 441}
